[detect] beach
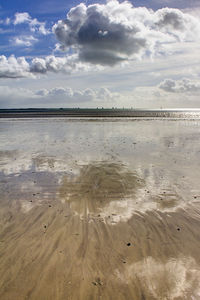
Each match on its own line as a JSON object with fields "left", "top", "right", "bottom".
{"left": 0, "top": 118, "right": 200, "bottom": 300}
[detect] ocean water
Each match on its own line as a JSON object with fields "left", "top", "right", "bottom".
{"left": 0, "top": 117, "right": 200, "bottom": 300}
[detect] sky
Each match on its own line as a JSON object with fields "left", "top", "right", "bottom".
{"left": 0, "top": 0, "right": 200, "bottom": 108}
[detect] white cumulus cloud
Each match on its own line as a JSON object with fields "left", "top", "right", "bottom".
{"left": 14, "top": 12, "right": 31, "bottom": 25}
{"left": 12, "top": 35, "right": 38, "bottom": 47}
{"left": 30, "top": 55, "right": 81, "bottom": 74}
{"left": 0, "top": 55, "right": 31, "bottom": 78}
{"left": 0, "top": 85, "right": 120, "bottom": 108}
{"left": 159, "top": 78, "right": 200, "bottom": 93}
{"left": 0, "top": 54, "right": 92, "bottom": 78}
{"left": 14, "top": 12, "right": 50, "bottom": 35}
{"left": 36, "top": 86, "right": 119, "bottom": 102}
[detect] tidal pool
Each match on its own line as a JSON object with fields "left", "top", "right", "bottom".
{"left": 0, "top": 118, "right": 200, "bottom": 300}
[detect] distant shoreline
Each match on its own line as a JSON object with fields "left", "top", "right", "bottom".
{"left": 1, "top": 108, "right": 200, "bottom": 118}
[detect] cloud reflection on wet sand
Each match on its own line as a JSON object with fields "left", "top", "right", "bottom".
{"left": 0, "top": 118, "right": 200, "bottom": 299}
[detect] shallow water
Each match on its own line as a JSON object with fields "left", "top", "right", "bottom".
{"left": 0, "top": 118, "right": 200, "bottom": 300}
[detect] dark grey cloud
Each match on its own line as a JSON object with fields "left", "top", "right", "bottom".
{"left": 155, "top": 9, "right": 186, "bottom": 30}
{"left": 159, "top": 78, "right": 200, "bottom": 93}
{"left": 79, "top": 49, "right": 127, "bottom": 66}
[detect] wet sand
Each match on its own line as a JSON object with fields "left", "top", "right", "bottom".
{"left": 0, "top": 118, "right": 200, "bottom": 300}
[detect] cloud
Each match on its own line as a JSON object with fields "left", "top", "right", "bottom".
{"left": 30, "top": 55, "right": 79, "bottom": 74}
{"left": 155, "top": 0, "right": 200, "bottom": 9}
{"left": 14, "top": 12, "right": 50, "bottom": 35}
{"left": 0, "top": 85, "right": 120, "bottom": 108}
{"left": 1, "top": 80, "right": 200, "bottom": 109}
{"left": 39, "top": 87, "right": 96, "bottom": 102}
{"left": 12, "top": 35, "right": 38, "bottom": 47}
{"left": 0, "top": 55, "right": 31, "bottom": 78}
{"left": 0, "top": 18, "right": 11, "bottom": 33}
{"left": 53, "top": 0, "right": 200, "bottom": 65}
{"left": 1, "top": 1, "right": 200, "bottom": 79}
{"left": 5, "top": 18, "right": 10, "bottom": 25}
{"left": 159, "top": 78, "right": 200, "bottom": 93}
{"left": 36, "top": 86, "right": 119, "bottom": 102}
{"left": 14, "top": 12, "right": 30, "bottom": 25}
{"left": 0, "top": 54, "right": 92, "bottom": 78}
{"left": 120, "top": 256, "right": 200, "bottom": 300}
